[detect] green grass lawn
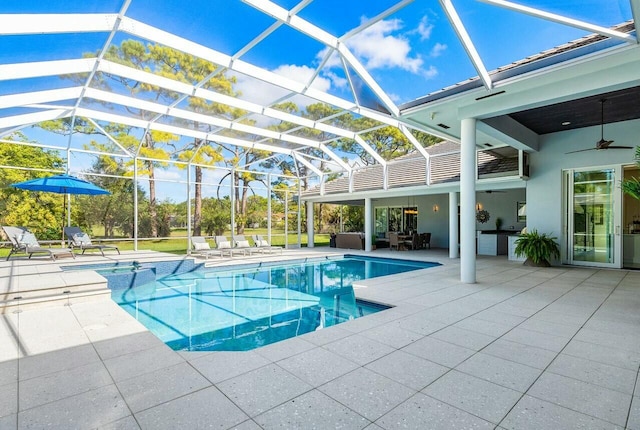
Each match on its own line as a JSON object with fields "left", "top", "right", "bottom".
{"left": 0, "top": 230, "right": 331, "bottom": 258}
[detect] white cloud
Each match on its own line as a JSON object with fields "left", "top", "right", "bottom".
{"left": 201, "top": 167, "right": 229, "bottom": 185}
{"left": 387, "top": 92, "right": 401, "bottom": 103}
{"left": 430, "top": 43, "right": 447, "bottom": 58}
{"left": 421, "top": 65, "right": 438, "bottom": 79}
{"left": 316, "top": 47, "right": 342, "bottom": 69}
{"left": 342, "top": 18, "right": 423, "bottom": 74}
{"left": 273, "top": 64, "right": 332, "bottom": 92}
{"left": 139, "top": 170, "right": 182, "bottom": 181}
{"left": 322, "top": 70, "right": 348, "bottom": 89}
{"left": 235, "top": 64, "right": 331, "bottom": 107}
{"left": 417, "top": 16, "right": 434, "bottom": 41}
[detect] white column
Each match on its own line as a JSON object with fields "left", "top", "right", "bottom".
{"left": 364, "top": 197, "right": 372, "bottom": 252}
{"left": 307, "top": 201, "right": 315, "bottom": 248}
{"left": 460, "top": 118, "right": 477, "bottom": 283}
{"left": 449, "top": 191, "right": 459, "bottom": 259}
{"left": 187, "top": 163, "right": 192, "bottom": 254}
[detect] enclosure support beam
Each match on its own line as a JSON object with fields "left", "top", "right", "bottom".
{"left": 364, "top": 197, "right": 372, "bottom": 252}
{"left": 267, "top": 174, "right": 272, "bottom": 243}
{"left": 307, "top": 201, "right": 314, "bottom": 248}
{"left": 133, "top": 157, "right": 139, "bottom": 251}
{"left": 66, "top": 149, "right": 71, "bottom": 245}
{"left": 230, "top": 169, "right": 235, "bottom": 241}
{"left": 297, "top": 181, "right": 302, "bottom": 248}
{"left": 449, "top": 191, "right": 459, "bottom": 259}
{"left": 187, "top": 163, "right": 192, "bottom": 254}
{"left": 460, "top": 118, "right": 477, "bottom": 283}
{"left": 284, "top": 191, "right": 289, "bottom": 249}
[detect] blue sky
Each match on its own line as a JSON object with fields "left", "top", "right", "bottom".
{"left": 1, "top": 0, "right": 632, "bottom": 104}
{"left": 0, "top": 0, "right": 634, "bottom": 200}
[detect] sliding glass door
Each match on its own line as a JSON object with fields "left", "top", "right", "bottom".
{"left": 565, "top": 167, "right": 621, "bottom": 268}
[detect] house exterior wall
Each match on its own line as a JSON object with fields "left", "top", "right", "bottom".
{"left": 373, "top": 187, "right": 526, "bottom": 249}
{"left": 527, "top": 119, "right": 639, "bottom": 259}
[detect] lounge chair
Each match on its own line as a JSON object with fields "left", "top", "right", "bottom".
{"left": 251, "top": 234, "right": 283, "bottom": 254}
{"left": 190, "top": 236, "right": 228, "bottom": 259}
{"left": 234, "top": 235, "right": 260, "bottom": 255}
{"left": 215, "top": 236, "right": 246, "bottom": 257}
{"left": 64, "top": 227, "right": 120, "bottom": 257}
{"left": 2, "top": 226, "right": 75, "bottom": 261}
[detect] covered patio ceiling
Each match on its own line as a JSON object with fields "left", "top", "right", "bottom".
{"left": 0, "top": 0, "right": 638, "bottom": 180}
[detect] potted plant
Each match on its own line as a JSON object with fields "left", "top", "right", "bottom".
{"left": 514, "top": 229, "right": 560, "bottom": 267}
{"left": 495, "top": 217, "right": 503, "bottom": 230}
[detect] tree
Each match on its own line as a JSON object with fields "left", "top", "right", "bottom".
{"left": 201, "top": 197, "right": 231, "bottom": 236}
{"left": 0, "top": 134, "right": 65, "bottom": 239}
{"left": 333, "top": 117, "right": 440, "bottom": 165}
{"left": 143, "top": 44, "right": 242, "bottom": 236}
{"left": 79, "top": 141, "right": 138, "bottom": 237}
{"left": 90, "top": 40, "right": 184, "bottom": 237}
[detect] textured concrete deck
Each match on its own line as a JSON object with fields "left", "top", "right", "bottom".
{"left": 0, "top": 248, "right": 639, "bottom": 429}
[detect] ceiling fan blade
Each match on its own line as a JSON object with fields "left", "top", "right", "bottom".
{"left": 566, "top": 148, "right": 597, "bottom": 154}
{"left": 566, "top": 143, "right": 632, "bottom": 154}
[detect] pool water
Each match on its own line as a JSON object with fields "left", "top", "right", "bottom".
{"left": 111, "top": 255, "right": 438, "bottom": 352}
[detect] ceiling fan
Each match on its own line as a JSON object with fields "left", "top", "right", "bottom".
{"left": 566, "top": 99, "right": 633, "bottom": 153}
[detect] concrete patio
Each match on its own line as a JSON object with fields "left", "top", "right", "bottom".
{"left": 0, "top": 248, "right": 639, "bottom": 429}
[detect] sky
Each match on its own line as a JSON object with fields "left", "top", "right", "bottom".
{"left": 0, "top": 0, "right": 634, "bottom": 200}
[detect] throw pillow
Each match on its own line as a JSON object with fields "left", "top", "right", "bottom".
{"left": 236, "top": 240, "right": 250, "bottom": 248}
{"left": 193, "top": 242, "right": 210, "bottom": 250}
{"left": 73, "top": 233, "right": 91, "bottom": 244}
{"left": 259, "top": 240, "right": 270, "bottom": 247}
{"left": 217, "top": 241, "right": 231, "bottom": 249}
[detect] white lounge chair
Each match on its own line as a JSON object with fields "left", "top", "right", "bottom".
{"left": 64, "top": 227, "right": 120, "bottom": 256}
{"left": 215, "top": 236, "right": 246, "bottom": 257}
{"left": 2, "top": 226, "right": 75, "bottom": 261}
{"left": 251, "top": 234, "right": 283, "bottom": 254}
{"left": 191, "top": 236, "right": 229, "bottom": 259}
{"left": 234, "top": 235, "right": 260, "bottom": 255}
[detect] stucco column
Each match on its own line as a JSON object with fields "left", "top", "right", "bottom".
{"left": 307, "top": 201, "right": 315, "bottom": 248}
{"left": 460, "top": 118, "right": 477, "bottom": 283}
{"left": 449, "top": 191, "right": 459, "bottom": 259}
{"left": 364, "top": 197, "right": 372, "bottom": 252}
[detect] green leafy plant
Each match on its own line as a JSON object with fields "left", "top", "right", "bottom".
{"left": 495, "top": 217, "right": 503, "bottom": 230}
{"left": 514, "top": 229, "right": 560, "bottom": 267}
{"left": 621, "top": 146, "right": 640, "bottom": 200}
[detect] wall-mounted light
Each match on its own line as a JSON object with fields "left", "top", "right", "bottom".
{"left": 476, "top": 203, "right": 483, "bottom": 211}
{"left": 433, "top": 204, "right": 439, "bottom": 213}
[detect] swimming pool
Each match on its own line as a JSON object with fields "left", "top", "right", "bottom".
{"left": 111, "top": 255, "right": 439, "bottom": 351}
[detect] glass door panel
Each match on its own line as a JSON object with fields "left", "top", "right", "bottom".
{"left": 374, "top": 207, "right": 388, "bottom": 235}
{"left": 388, "top": 207, "right": 402, "bottom": 232}
{"left": 571, "top": 169, "right": 615, "bottom": 265}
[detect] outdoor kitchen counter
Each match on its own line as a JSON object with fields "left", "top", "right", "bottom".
{"left": 477, "top": 230, "right": 520, "bottom": 256}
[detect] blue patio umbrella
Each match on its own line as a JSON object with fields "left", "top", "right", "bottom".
{"left": 10, "top": 174, "right": 110, "bottom": 196}
{"left": 10, "top": 174, "right": 110, "bottom": 240}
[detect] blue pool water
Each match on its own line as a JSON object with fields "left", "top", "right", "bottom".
{"left": 111, "top": 255, "right": 439, "bottom": 351}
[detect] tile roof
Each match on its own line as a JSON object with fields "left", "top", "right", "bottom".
{"left": 302, "top": 141, "right": 522, "bottom": 197}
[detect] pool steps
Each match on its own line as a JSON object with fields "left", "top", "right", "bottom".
{"left": 0, "top": 253, "right": 199, "bottom": 312}
{"left": 0, "top": 270, "right": 110, "bottom": 313}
